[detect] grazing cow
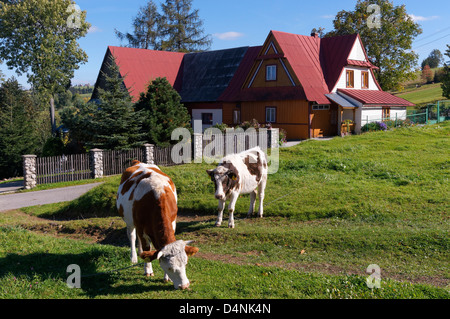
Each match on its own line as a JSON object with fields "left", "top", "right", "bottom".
{"left": 206, "top": 147, "right": 268, "bottom": 228}
{"left": 117, "top": 161, "right": 198, "bottom": 290}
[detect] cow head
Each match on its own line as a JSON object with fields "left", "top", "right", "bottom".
{"left": 207, "top": 164, "right": 239, "bottom": 200}
{"left": 140, "top": 240, "right": 199, "bottom": 290}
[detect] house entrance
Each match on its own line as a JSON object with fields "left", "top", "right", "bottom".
{"left": 311, "top": 104, "right": 337, "bottom": 137}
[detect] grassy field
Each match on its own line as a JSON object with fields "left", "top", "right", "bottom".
{"left": 0, "top": 122, "right": 449, "bottom": 299}
{"left": 394, "top": 83, "right": 446, "bottom": 106}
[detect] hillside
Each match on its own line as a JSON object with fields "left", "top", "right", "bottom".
{"left": 1, "top": 122, "right": 448, "bottom": 299}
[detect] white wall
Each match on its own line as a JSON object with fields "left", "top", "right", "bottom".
{"left": 191, "top": 109, "right": 223, "bottom": 132}
{"left": 333, "top": 66, "right": 379, "bottom": 92}
{"left": 348, "top": 38, "right": 366, "bottom": 61}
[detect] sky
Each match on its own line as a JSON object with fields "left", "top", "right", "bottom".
{"left": 2, "top": 0, "right": 450, "bottom": 88}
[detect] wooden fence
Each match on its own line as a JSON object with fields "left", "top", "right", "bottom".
{"left": 36, "top": 153, "right": 90, "bottom": 185}
{"left": 102, "top": 148, "right": 145, "bottom": 176}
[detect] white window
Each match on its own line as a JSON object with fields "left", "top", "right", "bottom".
{"left": 266, "top": 65, "right": 277, "bottom": 81}
{"left": 312, "top": 104, "right": 330, "bottom": 111}
{"left": 266, "top": 107, "right": 276, "bottom": 123}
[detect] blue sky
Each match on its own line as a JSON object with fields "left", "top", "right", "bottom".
{"left": 2, "top": 0, "right": 450, "bottom": 88}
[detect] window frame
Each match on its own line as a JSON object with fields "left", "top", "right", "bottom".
{"left": 265, "top": 106, "right": 277, "bottom": 123}
{"left": 201, "top": 112, "right": 213, "bottom": 125}
{"left": 362, "top": 71, "right": 369, "bottom": 89}
{"left": 346, "top": 69, "right": 354, "bottom": 88}
{"left": 265, "top": 64, "right": 277, "bottom": 81}
{"left": 312, "top": 104, "right": 330, "bottom": 111}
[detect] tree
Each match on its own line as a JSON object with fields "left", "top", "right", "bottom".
{"left": 63, "top": 56, "right": 145, "bottom": 150}
{"left": 159, "top": 0, "right": 212, "bottom": 52}
{"left": 421, "top": 65, "right": 433, "bottom": 84}
{"left": 421, "top": 49, "right": 444, "bottom": 69}
{"left": 325, "top": 0, "right": 422, "bottom": 91}
{"left": 0, "top": 0, "right": 90, "bottom": 133}
{"left": 115, "top": 0, "right": 161, "bottom": 50}
{"left": 0, "top": 78, "right": 39, "bottom": 178}
{"left": 135, "top": 77, "right": 191, "bottom": 146}
{"left": 441, "top": 45, "right": 450, "bottom": 99}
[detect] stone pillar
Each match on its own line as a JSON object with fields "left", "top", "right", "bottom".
{"left": 193, "top": 133, "right": 203, "bottom": 163}
{"left": 22, "top": 155, "right": 37, "bottom": 189}
{"left": 143, "top": 143, "right": 155, "bottom": 164}
{"left": 268, "top": 128, "right": 280, "bottom": 149}
{"left": 89, "top": 149, "right": 103, "bottom": 179}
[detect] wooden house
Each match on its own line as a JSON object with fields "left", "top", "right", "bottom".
{"left": 93, "top": 30, "right": 414, "bottom": 140}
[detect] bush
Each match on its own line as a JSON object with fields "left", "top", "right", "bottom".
{"left": 361, "top": 121, "right": 387, "bottom": 132}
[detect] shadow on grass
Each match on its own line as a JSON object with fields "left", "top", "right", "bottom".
{"left": 0, "top": 250, "right": 172, "bottom": 298}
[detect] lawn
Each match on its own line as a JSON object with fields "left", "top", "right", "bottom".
{"left": 0, "top": 122, "right": 449, "bottom": 299}
{"left": 393, "top": 83, "right": 445, "bottom": 106}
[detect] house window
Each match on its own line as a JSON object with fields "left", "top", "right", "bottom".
{"left": 201, "top": 113, "right": 213, "bottom": 125}
{"left": 382, "top": 107, "right": 390, "bottom": 120}
{"left": 266, "top": 107, "right": 276, "bottom": 123}
{"left": 233, "top": 110, "right": 241, "bottom": 125}
{"left": 312, "top": 104, "right": 330, "bottom": 111}
{"left": 362, "top": 71, "right": 369, "bottom": 89}
{"left": 346, "top": 70, "right": 354, "bottom": 88}
{"left": 266, "top": 65, "right": 277, "bottom": 81}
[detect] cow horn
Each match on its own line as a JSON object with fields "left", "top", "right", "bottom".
{"left": 185, "top": 240, "right": 195, "bottom": 245}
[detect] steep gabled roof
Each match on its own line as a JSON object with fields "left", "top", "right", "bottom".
{"left": 271, "top": 31, "right": 330, "bottom": 104}
{"left": 179, "top": 47, "right": 249, "bottom": 102}
{"left": 107, "top": 46, "right": 185, "bottom": 101}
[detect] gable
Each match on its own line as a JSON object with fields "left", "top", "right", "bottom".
{"left": 348, "top": 36, "right": 366, "bottom": 61}
{"left": 244, "top": 34, "right": 298, "bottom": 89}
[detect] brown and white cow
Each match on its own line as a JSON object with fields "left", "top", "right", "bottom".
{"left": 206, "top": 147, "right": 268, "bottom": 228}
{"left": 116, "top": 161, "right": 198, "bottom": 290}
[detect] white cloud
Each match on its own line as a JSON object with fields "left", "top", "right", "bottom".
{"left": 213, "top": 31, "right": 245, "bottom": 40}
{"left": 321, "top": 14, "right": 335, "bottom": 19}
{"left": 409, "top": 14, "right": 439, "bottom": 22}
{"left": 88, "top": 25, "right": 102, "bottom": 33}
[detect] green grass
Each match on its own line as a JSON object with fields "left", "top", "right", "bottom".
{"left": 394, "top": 83, "right": 445, "bottom": 106}
{"left": 1, "top": 122, "right": 449, "bottom": 298}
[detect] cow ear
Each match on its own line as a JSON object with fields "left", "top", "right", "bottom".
{"left": 206, "top": 169, "right": 214, "bottom": 177}
{"left": 140, "top": 250, "right": 159, "bottom": 262}
{"left": 228, "top": 171, "right": 237, "bottom": 181}
{"left": 131, "top": 160, "right": 141, "bottom": 166}
{"left": 185, "top": 245, "right": 199, "bottom": 257}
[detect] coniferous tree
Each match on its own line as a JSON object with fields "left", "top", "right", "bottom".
{"left": 159, "top": 0, "right": 212, "bottom": 52}
{"left": 88, "top": 57, "right": 145, "bottom": 150}
{"left": 135, "top": 77, "right": 191, "bottom": 147}
{"left": 442, "top": 45, "right": 450, "bottom": 99}
{"left": 0, "top": 78, "right": 38, "bottom": 178}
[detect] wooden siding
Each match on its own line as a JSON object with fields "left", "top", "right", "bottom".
{"left": 238, "top": 100, "right": 310, "bottom": 140}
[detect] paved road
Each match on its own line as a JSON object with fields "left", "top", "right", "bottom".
{"left": 0, "top": 183, "right": 103, "bottom": 212}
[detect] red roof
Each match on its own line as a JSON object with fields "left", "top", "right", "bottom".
{"left": 338, "top": 89, "right": 415, "bottom": 106}
{"left": 347, "top": 59, "right": 379, "bottom": 69}
{"left": 271, "top": 31, "right": 330, "bottom": 104}
{"left": 108, "top": 46, "right": 185, "bottom": 101}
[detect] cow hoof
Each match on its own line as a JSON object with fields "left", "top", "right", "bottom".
{"left": 145, "top": 273, "right": 154, "bottom": 277}
{"left": 228, "top": 224, "right": 235, "bottom": 229}
{"left": 215, "top": 222, "right": 221, "bottom": 227}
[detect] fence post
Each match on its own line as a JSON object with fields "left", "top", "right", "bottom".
{"left": 267, "top": 128, "right": 279, "bottom": 149}
{"left": 192, "top": 133, "right": 203, "bottom": 163}
{"left": 22, "top": 155, "right": 37, "bottom": 189}
{"left": 425, "top": 107, "right": 429, "bottom": 124}
{"left": 143, "top": 144, "right": 155, "bottom": 164}
{"left": 89, "top": 149, "right": 103, "bottom": 179}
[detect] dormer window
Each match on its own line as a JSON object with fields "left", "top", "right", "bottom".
{"left": 346, "top": 70, "right": 354, "bottom": 88}
{"left": 362, "top": 71, "right": 369, "bottom": 89}
{"left": 266, "top": 65, "right": 277, "bottom": 81}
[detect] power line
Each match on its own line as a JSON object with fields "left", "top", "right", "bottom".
{"left": 413, "top": 33, "right": 450, "bottom": 50}
{"left": 413, "top": 26, "right": 450, "bottom": 44}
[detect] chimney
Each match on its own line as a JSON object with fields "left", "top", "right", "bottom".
{"left": 311, "top": 32, "right": 319, "bottom": 38}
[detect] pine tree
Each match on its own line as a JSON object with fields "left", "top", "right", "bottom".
{"left": 0, "top": 78, "right": 38, "bottom": 178}
{"left": 421, "top": 65, "right": 433, "bottom": 84}
{"left": 442, "top": 45, "right": 450, "bottom": 99}
{"left": 159, "top": 0, "right": 211, "bottom": 52}
{"left": 87, "top": 56, "right": 145, "bottom": 150}
{"left": 135, "top": 77, "right": 191, "bottom": 147}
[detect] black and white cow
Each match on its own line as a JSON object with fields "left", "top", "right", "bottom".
{"left": 206, "top": 147, "right": 268, "bottom": 228}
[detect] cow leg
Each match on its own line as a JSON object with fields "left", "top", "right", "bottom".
{"left": 140, "top": 238, "right": 154, "bottom": 277}
{"left": 227, "top": 192, "right": 239, "bottom": 228}
{"left": 247, "top": 190, "right": 257, "bottom": 218}
{"left": 127, "top": 226, "right": 139, "bottom": 264}
{"left": 257, "top": 179, "right": 267, "bottom": 218}
{"left": 216, "top": 199, "right": 226, "bottom": 227}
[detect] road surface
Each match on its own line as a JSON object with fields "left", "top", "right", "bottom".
{"left": 0, "top": 183, "right": 103, "bottom": 212}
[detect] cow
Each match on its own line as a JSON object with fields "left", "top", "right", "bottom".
{"left": 206, "top": 146, "right": 268, "bottom": 228}
{"left": 116, "top": 160, "right": 199, "bottom": 290}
